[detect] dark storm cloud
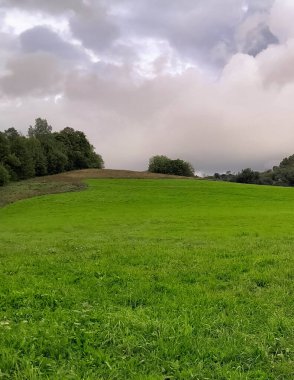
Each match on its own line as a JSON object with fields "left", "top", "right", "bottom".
{"left": 20, "top": 26, "right": 85, "bottom": 61}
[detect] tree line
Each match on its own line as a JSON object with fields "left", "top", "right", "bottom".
{"left": 2, "top": 118, "right": 294, "bottom": 187}
{"left": 0, "top": 118, "right": 104, "bottom": 186}
{"left": 211, "top": 155, "right": 294, "bottom": 187}
{"left": 148, "top": 153, "right": 294, "bottom": 186}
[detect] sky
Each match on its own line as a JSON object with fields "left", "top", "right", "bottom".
{"left": 0, "top": 0, "right": 294, "bottom": 174}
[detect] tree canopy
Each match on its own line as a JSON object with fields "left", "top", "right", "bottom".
{"left": 0, "top": 118, "right": 104, "bottom": 186}
{"left": 212, "top": 153, "right": 294, "bottom": 187}
{"left": 148, "top": 155, "right": 194, "bottom": 177}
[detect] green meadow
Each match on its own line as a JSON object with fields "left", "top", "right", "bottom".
{"left": 0, "top": 179, "right": 293, "bottom": 379}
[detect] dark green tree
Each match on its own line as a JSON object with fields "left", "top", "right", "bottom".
{"left": 0, "top": 117, "right": 104, "bottom": 184}
{"left": 5, "top": 130, "right": 35, "bottom": 180}
{"left": 170, "top": 159, "right": 194, "bottom": 177}
{"left": 148, "top": 155, "right": 173, "bottom": 174}
{"left": 235, "top": 168, "right": 260, "bottom": 184}
{"left": 0, "top": 132, "right": 10, "bottom": 163}
{"left": 28, "top": 118, "right": 52, "bottom": 138}
{"left": 4, "top": 127, "right": 20, "bottom": 139}
{"left": 148, "top": 155, "right": 194, "bottom": 177}
{"left": 56, "top": 127, "right": 104, "bottom": 170}
{"left": 279, "top": 154, "right": 294, "bottom": 168}
{"left": 0, "top": 163, "right": 10, "bottom": 186}
{"left": 28, "top": 118, "right": 67, "bottom": 175}
{"left": 27, "top": 137, "right": 47, "bottom": 176}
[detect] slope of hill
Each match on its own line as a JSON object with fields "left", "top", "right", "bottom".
{"left": 0, "top": 169, "right": 192, "bottom": 208}
{"left": 0, "top": 178, "right": 293, "bottom": 378}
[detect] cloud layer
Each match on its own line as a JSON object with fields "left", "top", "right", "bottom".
{"left": 0, "top": 0, "right": 294, "bottom": 173}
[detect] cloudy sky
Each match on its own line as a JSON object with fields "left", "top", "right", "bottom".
{"left": 0, "top": 0, "right": 294, "bottom": 173}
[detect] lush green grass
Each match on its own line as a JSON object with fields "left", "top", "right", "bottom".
{"left": 0, "top": 179, "right": 293, "bottom": 379}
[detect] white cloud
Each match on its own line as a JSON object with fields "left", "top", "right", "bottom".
{"left": 269, "top": 0, "right": 294, "bottom": 42}
{"left": 2, "top": 8, "right": 69, "bottom": 36}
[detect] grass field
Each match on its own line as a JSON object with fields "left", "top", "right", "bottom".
{"left": 0, "top": 169, "right": 188, "bottom": 208}
{"left": 0, "top": 177, "right": 293, "bottom": 379}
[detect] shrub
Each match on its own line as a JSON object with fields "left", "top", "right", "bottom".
{"left": 148, "top": 155, "right": 194, "bottom": 177}
{"left": 235, "top": 168, "right": 260, "bottom": 184}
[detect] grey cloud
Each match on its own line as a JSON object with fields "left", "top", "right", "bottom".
{"left": 235, "top": 12, "right": 278, "bottom": 56}
{"left": 1, "top": 0, "right": 120, "bottom": 54}
{"left": 246, "top": 0, "right": 275, "bottom": 12}
{"left": 117, "top": 0, "right": 244, "bottom": 66}
{"left": 111, "top": 0, "right": 277, "bottom": 67}
{"left": 241, "top": 26, "right": 277, "bottom": 56}
{"left": 0, "top": 0, "right": 87, "bottom": 14}
{"left": 0, "top": 31, "right": 20, "bottom": 58}
{"left": 0, "top": 53, "right": 63, "bottom": 96}
{"left": 1, "top": 0, "right": 279, "bottom": 68}
{"left": 69, "top": 7, "right": 120, "bottom": 52}
{"left": 20, "top": 26, "right": 85, "bottom": 61}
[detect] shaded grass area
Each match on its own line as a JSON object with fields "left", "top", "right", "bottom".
{"left": 0, "top": 179, "right": 85, "bottom": 208}
{"left": 0, "top": 179, "right": 293, "bottom": 379}
{"left": 0, "top": 169, "right": 190, "bottom": 208}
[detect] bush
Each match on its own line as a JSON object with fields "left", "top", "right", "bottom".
{"left": 235, "top": 168, "right": 260, "bottom": 184}
{"left": 0, "top": 164, "right": 10, "bottom": 186}
{"left": 148, "top": 155, "right": 194, "bottom": 177}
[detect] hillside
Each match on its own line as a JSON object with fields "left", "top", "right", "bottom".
{"left": 0, "top": 169, "right": 192, "bottom": 208}
{"left": 0, "top": 178, "right": 293, "bottom": 378}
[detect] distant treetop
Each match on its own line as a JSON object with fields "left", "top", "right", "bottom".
{"left": 148, "top": 155, "right": 194, "bottom": 177}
